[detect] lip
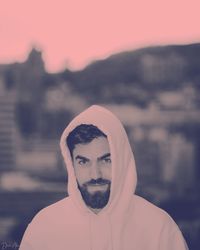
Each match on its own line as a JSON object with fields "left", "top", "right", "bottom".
{"left": 88, "top": 183, "right": 107, "bottom": 186}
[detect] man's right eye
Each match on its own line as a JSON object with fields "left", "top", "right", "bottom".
{"left": 78, "top": 159, "right": 87, "bottom": 165}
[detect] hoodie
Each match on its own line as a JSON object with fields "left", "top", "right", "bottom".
{"left": 19, "top": 105, "right": 188, "bottom": 250}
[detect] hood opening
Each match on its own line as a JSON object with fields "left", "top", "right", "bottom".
{"left": 60, "top": 105, "right": 137, "bottom": 215}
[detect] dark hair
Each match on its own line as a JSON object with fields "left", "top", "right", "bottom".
{"left": 66, "top": 124, "right": 107, "bottom": 158}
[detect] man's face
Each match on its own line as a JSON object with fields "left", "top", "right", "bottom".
{"left": 72, "top": 136, "right": 112, "bottom": 209}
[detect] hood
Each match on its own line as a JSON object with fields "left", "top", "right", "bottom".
{"left": 60, "top": 105, "right": 137, "bottom": 215}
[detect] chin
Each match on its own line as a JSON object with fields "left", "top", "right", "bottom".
{"left": 78, "top": 183, "right": 111, "bottom": 209}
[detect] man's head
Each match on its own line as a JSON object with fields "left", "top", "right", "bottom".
{"left": 66, "top": 124, "right": 112, "bottom": 211}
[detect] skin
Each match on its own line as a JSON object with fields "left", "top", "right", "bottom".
{"left": 72, "top": 137, "right": 112, "bottom": 213}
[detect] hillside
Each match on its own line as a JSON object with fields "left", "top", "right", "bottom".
{"left": 66, "top": 43, "right": 200, "bottom": 106}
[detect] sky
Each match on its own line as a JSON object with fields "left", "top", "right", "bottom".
{"left": 0, "top": 0, "right": 200, "bottom": 72}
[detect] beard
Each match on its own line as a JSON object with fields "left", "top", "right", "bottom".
{"left": 77, "top": 178, "right": 111, "bottom": 209}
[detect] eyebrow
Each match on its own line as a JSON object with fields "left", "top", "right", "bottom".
{"left": 74, "top": 153, "right": 111, "bottom": 161}
{"left": 98, "top": 153, "right": 111, "bottom": 161}
{"left": 75, "top": 155, "right": 89, "bottom": 161}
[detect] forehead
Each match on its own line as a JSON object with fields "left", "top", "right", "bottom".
{"left": 73, "top": 137, "right": 110, "bottom": 158}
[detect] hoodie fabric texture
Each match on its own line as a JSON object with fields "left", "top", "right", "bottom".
{"left": 19, "top": 105, "right": 188, "bottom": 250}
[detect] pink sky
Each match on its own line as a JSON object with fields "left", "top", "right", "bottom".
{"left": 0, "top": 0, "right": 200, "bottom": 72}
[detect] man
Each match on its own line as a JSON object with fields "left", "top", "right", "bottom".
{"left": 20, "top": 105, "right": 188, "bottom": 250}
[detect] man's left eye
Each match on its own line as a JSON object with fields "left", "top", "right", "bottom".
{"left": 103, "top": 158, "right": 111, "bottom": 163}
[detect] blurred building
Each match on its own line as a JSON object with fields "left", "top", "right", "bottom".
{"left": 16, "top": 137, "right": 59, "bottom": 173}
{"left": 0, "top": 77, "right": 17, "bottom": 171}
{"left": 105, "top": 104, "right": 198, "bottom": 201}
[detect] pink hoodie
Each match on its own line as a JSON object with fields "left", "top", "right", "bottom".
{"left": 20, "top": 105, "right": 188, "bottom": 250}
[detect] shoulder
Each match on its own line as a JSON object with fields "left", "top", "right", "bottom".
{"left": 131, "top": 195, "right": 188, "bottom": 249}
{"left": 132, "top": 195, "right": 176, "bottom": 228}
{"left": 133, "top": 195, "right": 170, "bottom": 216}
{"left": 20, "top": 197, "right": 77, "bottom": 249}
{"left": 30, "top": 197, "right": 73, "bottom": 225}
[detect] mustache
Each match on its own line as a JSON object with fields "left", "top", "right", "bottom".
{"left": 84, "top": 178, "right": 111, "bottom": 186}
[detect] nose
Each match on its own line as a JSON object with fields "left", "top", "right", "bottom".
{"left": 90, "top": 162, "right": 102, "bottom": 180}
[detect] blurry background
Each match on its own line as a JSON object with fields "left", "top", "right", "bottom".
{"left": 0, "top": 0, "right": 200, "bottom": 249}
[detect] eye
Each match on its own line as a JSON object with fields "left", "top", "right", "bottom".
{"left": 78, "top": 159, "right": 89, "bottom": 166}
{"left": 78, "top": 159, "right": 87, "bottom": 165}
{"left": 102, "top": 158, "right": 111, "bottom": 164}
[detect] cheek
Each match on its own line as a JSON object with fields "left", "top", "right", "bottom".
{"left": 102, "top": 167, "right": 112, "bottom": 180}
{"left": 74, "top": 167, "right": 91, "bottom": 185}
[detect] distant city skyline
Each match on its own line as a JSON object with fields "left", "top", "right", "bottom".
{"left": 0, "top": 0, "right": 200, "bottom": 72}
